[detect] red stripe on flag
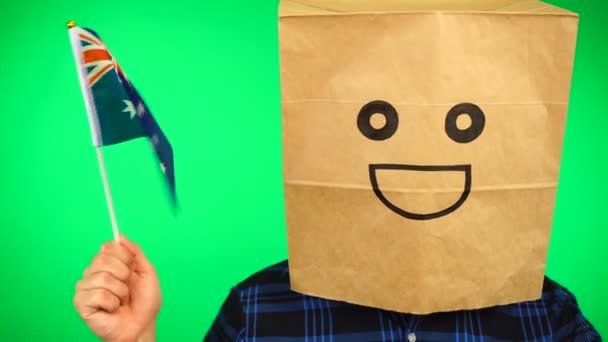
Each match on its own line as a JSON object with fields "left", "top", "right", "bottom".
{"left": 83, "top": 49, "right": 112, "bottom": 64}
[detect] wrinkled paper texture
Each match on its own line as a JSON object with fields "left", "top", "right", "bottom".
{"left": 279, "top": 0, "right": 579, "bottom": 313}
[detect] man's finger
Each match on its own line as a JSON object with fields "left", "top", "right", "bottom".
{"left": 73, "top": 288, "right": 120, "bottom": 318}
{"left": 99, "top": 240, "right": 135, "bottom": 267}
{"left": 84, "top": 254, "right": 130, "bottom": 281}
{"left": 76, "top": 272, "right": 129, "bottom": 304}
{"left": 118, "top": 234, "right": 155, "bottom": 273}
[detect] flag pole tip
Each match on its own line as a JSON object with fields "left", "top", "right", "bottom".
{"left": 67, "top": 20, "right": 77, "bottom": 29}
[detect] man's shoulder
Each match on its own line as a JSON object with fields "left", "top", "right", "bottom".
{"left": 540, "top": 276, "right": 584, "bottom": 311}
{"left": 205, "top": 262, "right": 295, "bottom": 341}
{"left": 233, "top": 260, "right": 291, "bottom": 292}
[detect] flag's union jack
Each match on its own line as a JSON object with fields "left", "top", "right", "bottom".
{"left": 78, "top": 28, "right": 124, "bottom": 87}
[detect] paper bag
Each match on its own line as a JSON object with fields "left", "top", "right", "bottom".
{"left": 279, "top": 0, "right": 579, "bottom": 314}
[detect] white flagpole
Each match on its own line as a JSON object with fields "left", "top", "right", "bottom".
{"left": 96, "top": 147, "right": 120, "bottom": 241}
{"left": 68, "top": 21, "right": 120, "bottom": 241}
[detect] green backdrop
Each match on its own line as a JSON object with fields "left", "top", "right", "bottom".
{"left": 0, "top": 0, "right": 605, "bottom": 340}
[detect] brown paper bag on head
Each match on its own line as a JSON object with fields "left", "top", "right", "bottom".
{"left": 279, "top": 0, "right": 579, "bottom": 314}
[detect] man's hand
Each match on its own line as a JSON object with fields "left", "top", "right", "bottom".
{"left": 73, "top": 235, "right": 161, "bottom": 342}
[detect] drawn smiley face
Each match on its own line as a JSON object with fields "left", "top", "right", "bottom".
{"left": 357, "top": 100, "right": 486, "bottom": 220}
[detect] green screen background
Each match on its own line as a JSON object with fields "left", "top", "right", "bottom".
{"left": 0, "top": 0, "right": 605, "bottom": 340}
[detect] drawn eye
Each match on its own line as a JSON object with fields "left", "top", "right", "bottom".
{"left": 445, "top": 103, "right": 485, "bottom": 143}
{"left": 357, "top": 100, "right": 399, "bottom": 141}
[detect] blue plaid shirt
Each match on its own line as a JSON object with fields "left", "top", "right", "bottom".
{"left": 204, "top": 261, "right": 600, "bottom": 342}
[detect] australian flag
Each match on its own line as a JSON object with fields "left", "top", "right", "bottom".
{"left": 69, "top": 25, "right": 176, "bottom": 207}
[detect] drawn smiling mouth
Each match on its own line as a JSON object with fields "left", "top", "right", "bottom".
{"left": 368, "top": 164, "right": 472, "bottom": 221}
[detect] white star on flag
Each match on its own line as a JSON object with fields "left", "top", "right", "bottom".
{"left": 122, "top": 100, "right": 137, "bottom": 119}
{"left": 151, "top": 134, "right": 159, "bottom": 145}
{"left": 137, "top": 102, "right": 145, "bottom": 117}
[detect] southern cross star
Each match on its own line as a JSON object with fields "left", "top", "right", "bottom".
{"left": 122, "top": 99, "right": 137, "bottom": 119}
{"left": 151, "top": 134, "right": 159, "bottom": 145}
{"left": 136, "top": 102, "right": 145, "bottom": 117}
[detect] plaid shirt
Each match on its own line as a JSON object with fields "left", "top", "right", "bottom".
{"left": 204, "top": 261, "right": 600, "bottom": 342}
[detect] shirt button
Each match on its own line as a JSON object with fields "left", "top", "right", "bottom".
{"left": 408, "top": 332, "right": 417, "bottom": 342}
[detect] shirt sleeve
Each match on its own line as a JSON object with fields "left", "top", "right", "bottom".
{"left": 550, "top": 281, "right": 602, "bottom": 342}
{"left": 568, "top": 303, "right": 602, "bottom": 342}
{"left": 571, "top": 311, "right": 602, "bottom": 342}
{"left": 203, "top": 287, "right": 246, "bottom": 342}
